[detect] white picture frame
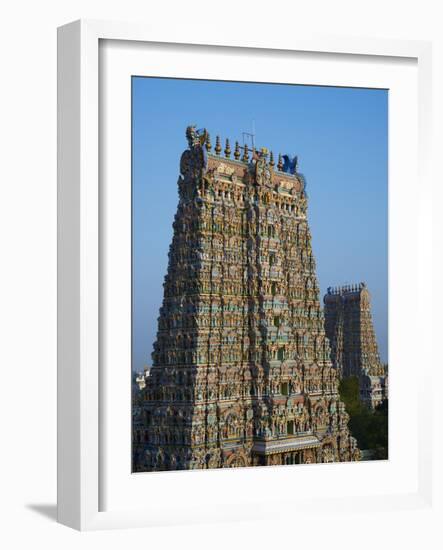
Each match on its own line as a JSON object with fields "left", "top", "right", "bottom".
{"left": 57, "top": 19, "right": 434, "bottom": 531}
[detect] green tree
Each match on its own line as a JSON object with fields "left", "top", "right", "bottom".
{"left": 339, "top": 377, "right": 388, "bottom": 460}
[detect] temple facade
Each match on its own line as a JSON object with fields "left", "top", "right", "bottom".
{"left": 324, "top": 284, "right": 388, "bottom": 408}
{"left": 132, "top": 126, "right": 360, "bottom": 471}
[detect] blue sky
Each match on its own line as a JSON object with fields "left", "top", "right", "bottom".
{"left": 132, "top": 77, "right": 388, "bottom": 372}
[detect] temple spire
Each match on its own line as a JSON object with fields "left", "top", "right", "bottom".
{"left": 269, "top": 151, "right": 275, "bottom": 168}
{"left": 242, "top": 143, "right": 249, "bottom": 162}
{"left": 224, "top": 138, "right": 231, "bottom": 158}
{"left": 234, "top": 141, "right": 240, "bottom": 160}
{"left": 215, "top": 135, "right": 222, "bottom": 156}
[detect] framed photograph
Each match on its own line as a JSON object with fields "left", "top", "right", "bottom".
{"left": 57, "top": 20, "right": 433, "bottom": 531}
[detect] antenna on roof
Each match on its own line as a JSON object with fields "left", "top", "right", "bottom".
{"left": 242, "top": 120, "right": 255, "bottom": 150}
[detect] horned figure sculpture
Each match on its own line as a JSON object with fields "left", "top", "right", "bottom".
{"left": 282, "top": 154, "right": 298, "bottom": 175}
{"left": 186, "top": 125, "right": 208, "bottom": 148}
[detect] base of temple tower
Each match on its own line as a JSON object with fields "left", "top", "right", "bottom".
{"left": 133, "top": 432, "right": 360, "bottom": 472}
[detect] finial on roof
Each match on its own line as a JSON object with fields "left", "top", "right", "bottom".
{"left": 215, "top": 135, "right": 222, "bottom": 155}
{"left": 242, "top": 143, "right": 249, "bottom": 162}
{"left": 224, "top": 138, "right": 231, "bottom": 158}
{"left": 269, "top": 151, "right": 275, "bottom": 168}
{"left": 277, "top": 153, "right": 283, "bottom": 171}
{"left": 234, "top": 141, "right": 240, "bottom": 160}
{"left": 205, "top": 132, "right": 212, "bottom": 152}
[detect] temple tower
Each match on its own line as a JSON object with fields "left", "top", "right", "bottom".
{"left": 324, "top": 284, "right": 388, "bottom": 408}
{"left": 133, "top": 126, "right": 360, "bottom": 471}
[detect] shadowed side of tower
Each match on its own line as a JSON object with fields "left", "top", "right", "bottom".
{"left": 133, "top": 126, "right": 360, "bottom": 471}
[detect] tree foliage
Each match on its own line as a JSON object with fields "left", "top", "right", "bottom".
{"left": 339, "top": 376, "right": 388, "bottom": 460}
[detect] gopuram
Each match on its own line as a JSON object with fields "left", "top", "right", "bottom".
{"left": 324, "top": 284, "right": 388, "bottom": 408}
{"left": 132, "top": 126, "right": 360, "bottom": 471}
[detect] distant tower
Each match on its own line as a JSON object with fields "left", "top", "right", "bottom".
{"left": 132, "top": 126, "right": 360, "bottom": 472}
{"left": 323, "top": 284, "right": 388, "bottom": 408}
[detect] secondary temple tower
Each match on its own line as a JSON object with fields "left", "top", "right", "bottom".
{"left": 324, "top": 284, "right": 388, "bottom": 408}
{"left": 133, "top": 126, "right": 360, "bottom": 471}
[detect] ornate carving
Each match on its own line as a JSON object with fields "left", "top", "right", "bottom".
{"left": 215, "top": 162, "right": 236, "bottom": 177}
{"left": 254, "top": 155, "right": 273, "bottom": 187}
